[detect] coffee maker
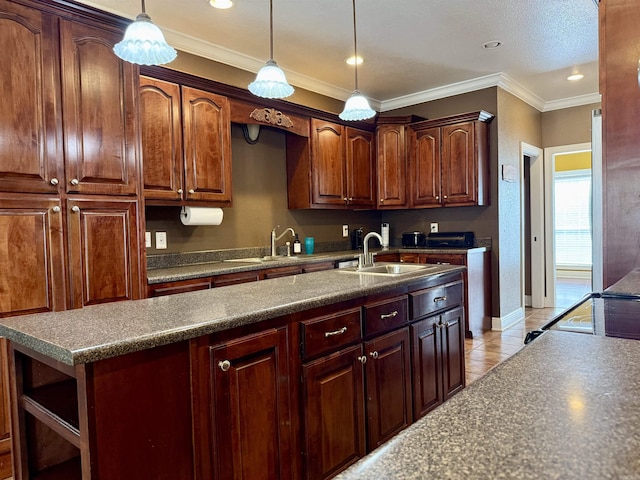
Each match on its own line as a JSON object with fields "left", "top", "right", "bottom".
{"left": 351, "top": 227, "right": 363, "bottom": 250}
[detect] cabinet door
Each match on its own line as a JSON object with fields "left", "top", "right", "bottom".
{"left": 0, "top": 1, "right": 61, "bottom": 195}
{"left": 364, "top": 327, "right": 412, "bottom": 450}
{"left": 376, "top": 125, "right": 407, "bottom": 208}
{"left": 0, "top": 198, "right": 66, "bottom": 317}
{"left": 210, "top": 327, "right": 292, "bottom": 480}
{"left": 440, "top": 306, "right": 465, "bottom": 400}
{"left": 410, "top": 127, "right": 441, "bottom": 207}
{"left": 60, "top": 20, "right": 138, "bottom": 196}
{"left": 302, "top": 344, "right": 366, "bottom": 480}
{"left": 410, "top": 316, "right": 442, "bottom": 419}
{"left": 182, "top": 86, "right": 232, "bottom": 204}
{"left": 345, "top": 128, "right": 376, "bottom": 208}
{"left": 311, "top": 119, "right": 347, "bottom": 206}
{"left": 140, "top": 77, "right": 184, "bottom": 201}
{"left": 441, "top": 122, "right": 476, "bottom": 206}
{"left": 67, "top": 199, "right": 140, "bottom": 308}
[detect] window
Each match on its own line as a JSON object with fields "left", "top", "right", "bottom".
{"left": 554, "top": 169, "right": 592, "bottom": 268}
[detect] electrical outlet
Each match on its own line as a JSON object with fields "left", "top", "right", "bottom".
{"left": 155, "top": 231, "right": 167, "bottom": 249}
{"left": 342, "top": 225, "right": 349, "bottom": 237}
{"left": 145, "top": 231, "right": 152, "bottom": 248}
{"left": 430, "top": 223, "right": 439, "bottom": 233}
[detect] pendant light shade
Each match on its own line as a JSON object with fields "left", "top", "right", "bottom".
{"left": 113, "top": 0, "right": 177, "bottom": 66}
{"left": 249, "top": 0, "right": 294, "bottom": 99}
{"left": 339, "top": 0, "right": 376, "bottom": 121}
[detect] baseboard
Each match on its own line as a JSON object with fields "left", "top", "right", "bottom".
{"left": 492, "top": 307, "right": 525, "bottom": 332}
{"left": 524, "top": 295, "right": 532, "bottom": 307}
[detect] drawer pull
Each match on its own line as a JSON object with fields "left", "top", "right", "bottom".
{"left": 324, "top": 326, "right": 348, "bottom": 338}
{"left": 436, "top": 262, "right": 451, "bottom": 265}
{"left": 218, "top": 360, "right": 231, "bottom": 372}
{"left": 357, "top": 355, "right": 367, "bottom": 364}
{"left": 380, "top": 310, "right": 398, "bottom": 320}
{"left": 433, "top": 296, "right": 447, "bottom": 303}
{"left": 369, "top": 351, "right": 379, "bottom": 359}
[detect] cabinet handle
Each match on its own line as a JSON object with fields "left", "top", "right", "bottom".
{"left": 325, "top": 326, "right": 347, "bottom": 338}
{"left": 52, "top": 206, "right": 61, "bottom": 213}
{"left": 70, "top": 178, "right": 79, "bottom": 186}
{"left": 380, "top": 310, "right": 398, "bottom": 320}
{"left": 71, "top": 206, "right": 80, "bottom": 213}
{"left": 218, "top": 360, "right": 231, "bottom": 372}
{"left": 177, "top": 188, "right": 183, "bottom": 194}
{"left": 357, "top": 355, "right": 367, "bottom": 365}
{"left": 436, "top": 262, "right": 451, "bottom": 265}
{"left": 348, "top": 197, "right": 353, "bottom": 202}
{"left": 188, "top": 189, "right": 195, "bottom": 194}
{"left": 433, "top": 296, "right": 447, "bottom": 303}
{"left": 50, "top": 178, "right": 59, "bottom": 186}
{"left": 369, "top": 351, "right": 379, "bottom": 359}
{"left": 443, "top": 195, "right": 448, "bottom": 199}
{"left": 436, "top": 196, "right": 440, "bottom": 200}
{"left": 380, "top": 198, "right": 385, "bottom": 203}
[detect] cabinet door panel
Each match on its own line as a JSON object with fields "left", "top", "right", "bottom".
{"left": 60, "top": 20, "right": 138, "bottom": 196}
{"left": 345, "top": 128, "right": 375, "bottom": 208}
{"left": 182, "top": 86, "right": 232, "bottom": 204}
{"left": 0, "top": 2, "right": 61, "bottom": 194}
{"left": 410, "top": 317, "right": 442, "bottom": 419}
{"left": 311, "top": 119, "right": 346, "bottom": 206}
{"left": 442, "top": 123, "right": 475, "bottom": 205}
{"left": 440, "top": 306, "right": 465, "bottom": 400}
{"left": 0, "top": 198, "right": 65, "bottom": 317}
{"left": 141, "top": 77, "right": 184, "bottom": 200}
{"left": 211, "top": 328, "right": 291, "bottom": 480}
{"left": 376, "top": 125, "right": 407, "bottom": 208}
{"left": 302, "top": 344, "right": 365, "bottom": 480}
{"left": 364, "top": 327, "right": 412, "bottom": 450}
{"left": 410, "top": 127, "right": 441, "bottom": 207}
{"left": 67, "top": 199, "right": 140, "bottom": 308}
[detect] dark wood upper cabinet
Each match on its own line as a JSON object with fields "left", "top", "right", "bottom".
{"left": 0, "top": 1, "right": 61, "bottom": 195}
{"left": 60, "top": 20, "right": 139, "bottom": 196}
{"left": 311, "top": 119, "right": 346, "bottom": 206}
{"left": 345, "top": 128, "right": 376, "bottom": 208}
{"left": 409, "top": 111, "right": 492, "bottom": 208}
{"left": 141, "top": 78, "right": 232, "bottom": 206}
{"left": 66, "top": 198, "right": 140, "bottom": 308}
{"left": 376, "top": 124, "right": 408, "bottom": 209}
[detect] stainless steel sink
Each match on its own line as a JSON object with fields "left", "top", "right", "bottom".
{"left": 339, "top": 263, "right": 436, "bottom": 276}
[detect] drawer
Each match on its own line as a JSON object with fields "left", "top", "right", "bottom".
{"left": 364, "top": 295, "right": 408, "bottom": 338}
{"left": 422, "top": 254, "right": 466, "bottom": 266}
{"left": 410, "top": 281, "right": 463, "bottom": 320}
{"left": 301, "top": 308, "right": 362, "bottom": 361}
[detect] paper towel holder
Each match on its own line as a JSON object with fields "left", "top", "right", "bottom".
{"left": 242, "top": 124, "right": 261, "bottom": 144}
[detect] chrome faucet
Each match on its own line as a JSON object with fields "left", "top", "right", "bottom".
{"left": 271, "top": 226, "right": 296, "bottom": 257}
{"left": 359, "top": 232, "right": 383, "bottom": 269}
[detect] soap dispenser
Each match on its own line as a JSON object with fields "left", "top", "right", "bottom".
{"left": 293, "top": 234, "right": 302, "bottom": 254}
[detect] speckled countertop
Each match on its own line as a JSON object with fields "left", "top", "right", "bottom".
{"left": 334, "top": 331, "right": 640, "bottom": 480}
{"left": 0, "top": 264, "right": 463, "bottom": 366}
{"left": 605, "top": 268, "right": 640, "bottom": 296}
{"left": 147, "top": 247, "right": 489, "bottom": 284}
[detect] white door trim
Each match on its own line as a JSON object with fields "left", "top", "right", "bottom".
{"left": 591, "top": 110, "right": 603, "bottom": 292}
{"left": 520, "top": 143, "right": 544, "bottom": 308}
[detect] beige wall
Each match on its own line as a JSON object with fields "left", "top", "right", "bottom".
{"left": 541, "top": 103, "right": 600, "bottom": 148}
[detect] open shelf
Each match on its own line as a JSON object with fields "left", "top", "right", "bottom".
{"left": 32, "top": 456, "right": 81, "bottom": 480}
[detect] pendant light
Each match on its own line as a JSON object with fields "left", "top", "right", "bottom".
{"left": 113, "top": 0, "right": 177, "bottom": 66}
{"left": 248, "top": 0, "right": 294, "bottom": 99}
{"left": 339, "top": 0, "right": 376, "bottom": 121}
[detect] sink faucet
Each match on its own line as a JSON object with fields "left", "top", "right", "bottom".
{"left": 271, "top": 226, "right": 296, "bottom": 257}
{"left": 359, "top": 232, "right": 383, "bottom": 269}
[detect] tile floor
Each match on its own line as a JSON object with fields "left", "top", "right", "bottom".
{"left": 465, "top": 277, "right": 592, "bottom": 385}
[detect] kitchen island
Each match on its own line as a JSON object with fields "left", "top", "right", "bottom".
{"left": 0, "top": 264, "right": 465, "bottom": 479}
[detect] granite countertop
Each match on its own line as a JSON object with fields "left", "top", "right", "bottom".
{"left": 0, "top": 264, "right": 463, "bottom": 366}
{"left": 604, "top": 268, "right": 640, "bottom": 296}
{"left": 334, "top": 331, "right": 640, "bottom": 480}
{"left": 147, "top": 247, "right": 489, "bottom": 284}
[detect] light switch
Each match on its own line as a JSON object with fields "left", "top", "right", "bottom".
{"left": 342, "top": 225, "right": 349, "bottom": 237}
{"left": 430, "top": 223, "right": 438, "bottom": 233}
{"left": 156, "top": 231, "right": 167, "bottom": 249}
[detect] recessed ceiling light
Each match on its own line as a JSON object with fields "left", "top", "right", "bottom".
{"left": 567, "top": 73, "right": 584, "bottom": 81}
{"left": 483, "top": 41, "right": 502, "bottom": 49}
{"left": 210, "top": 0, "right": 233, "bottom": 9}
{"left": 346, "top": 55, "right": 363, "bottom": 66}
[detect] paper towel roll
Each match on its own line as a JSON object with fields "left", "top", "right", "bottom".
{"left": 180, "top": 207, "right": 224, "bottom": 226}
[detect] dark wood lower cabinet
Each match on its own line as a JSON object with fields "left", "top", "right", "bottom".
{"left": 302, "top": 344, "right": 366, "bottom": 480}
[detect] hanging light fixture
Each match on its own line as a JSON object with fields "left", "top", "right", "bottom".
{"left": 248, "top": 0, "right": 294, "bottom": 99}
{"left": 339, "top": 0, "right": 376, "bottom": 121}
{"left": 210, "top": 0, "right": 233, "bottom": 8}
{"left": 113, "top": 0, "right": 177, "bottom": 66}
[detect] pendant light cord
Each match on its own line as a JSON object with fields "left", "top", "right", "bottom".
{"left": 269, "top": 0, "right": 274, "bottom": 60}
{"left": 141, "top": 0, "right": 146, "bottom": 14}
{"left": 352, "top": 0, "right": 359, "bottom": 91}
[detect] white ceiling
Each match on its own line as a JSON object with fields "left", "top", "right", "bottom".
{"left": 77, "top": 0, "right": 600, "bottom": 112}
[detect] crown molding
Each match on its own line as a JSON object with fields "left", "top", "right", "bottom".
{"left": 541, "top": 93, "right": 602, "bottom": 112}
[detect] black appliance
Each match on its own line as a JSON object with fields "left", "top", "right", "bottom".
{"left": 524, "top": 292, "right": 640, "bottom": 344}
{"left": 426, "top": 231, "right": 475, "bottom": 248}
{"left": 402, "top": 231, "right": 426, "bottom": 248}
{"left": 351, "top": 227, "right": 364, "bottom": 250}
